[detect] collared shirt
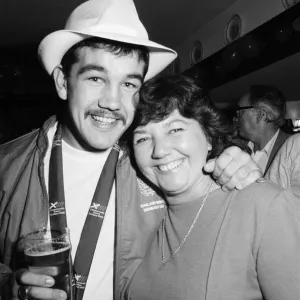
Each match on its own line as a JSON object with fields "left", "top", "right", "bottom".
{"left": 248, "top": 129, "right": 280, "bottom": 173}
{"left": 266, "top": 133, "right": 300, "bottom": 198}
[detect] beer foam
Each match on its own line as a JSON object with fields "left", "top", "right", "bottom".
{"left": 25, "top": 242, "right": 71, "bottom": 256}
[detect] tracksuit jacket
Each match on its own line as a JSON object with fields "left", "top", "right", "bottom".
{"left": 0, "top": 116, "right": 166, "bottom": 299}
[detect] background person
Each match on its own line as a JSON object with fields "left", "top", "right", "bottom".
{"left": 125, "top": 75, "right": 300, "bottom": 300}
{"left": 236, "top": 85, "right": 291, "bottom": 175}
{"left": 265, "top": 133, "right": 300, "bottom": 197}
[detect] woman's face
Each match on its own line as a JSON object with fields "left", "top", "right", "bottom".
{"left": 133, "top": 110, "right": 212, "bottom": 198}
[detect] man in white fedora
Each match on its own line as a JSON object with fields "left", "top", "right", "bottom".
{"left": 0, "top": 0, "right": 261, "bottom": 299}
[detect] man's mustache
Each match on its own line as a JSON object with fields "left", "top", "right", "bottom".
{"left": 85, "top": 109, "right": 126, "bottom": 124}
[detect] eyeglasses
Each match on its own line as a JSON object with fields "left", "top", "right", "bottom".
{"left": 235, "top": 106, "right": 254, "bottom": 117}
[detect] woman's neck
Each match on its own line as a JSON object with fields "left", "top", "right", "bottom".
{"left": 165, "top": 175, "right": 218, "bottom": 206}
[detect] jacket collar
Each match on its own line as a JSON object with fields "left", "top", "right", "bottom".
{"left": 36, "top": 115, "right": 57, "bottom": 156}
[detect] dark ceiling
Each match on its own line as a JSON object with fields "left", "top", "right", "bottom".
{"left": 0, "top": 0, "right": 239, "bottom": 48}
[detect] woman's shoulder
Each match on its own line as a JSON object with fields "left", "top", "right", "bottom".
{"left": 228, "top": 179, "right": 299, "bottom": 214}
{"left": 236, "top": 179, "right": 284, "bottom": 198}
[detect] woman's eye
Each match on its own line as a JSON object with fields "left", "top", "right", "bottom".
{"left": 170, "top": 128, "right": 184, "bottom": 134}
{"left": 133, "top": 137, "right": 148, "bottom": 145}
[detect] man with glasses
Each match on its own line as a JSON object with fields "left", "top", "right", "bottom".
{"left": 236, "top": 85, "right": 291, "bottom": 175}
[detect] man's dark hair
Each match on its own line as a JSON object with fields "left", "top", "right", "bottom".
{"left": 60, "top": 37, "right": 149, "bottom": 79}
{"left": 247, "top": 85, "right": 286, "bottom": 127}
{"left": 131, "top": 74, "right": 249, "bottom": 160}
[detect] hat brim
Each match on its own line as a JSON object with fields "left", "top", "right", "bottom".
{"left": 38, "top": 30, "right": 177, "bottom": 81}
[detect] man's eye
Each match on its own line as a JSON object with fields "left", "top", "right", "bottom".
{"left": 88, "top": 77, "right": 103, "bottom": 83}
{"left": 124, "top": 82, "right": 137, "bottom": 88}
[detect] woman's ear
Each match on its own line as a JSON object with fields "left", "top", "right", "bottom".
{"left": 53, "top": 65, "right": 67, "bottom": 100}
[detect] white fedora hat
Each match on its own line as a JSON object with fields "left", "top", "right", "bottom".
{"left": 38, "top": 0, "right": 177, "bottom": 81}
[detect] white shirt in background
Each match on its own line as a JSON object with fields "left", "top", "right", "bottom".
{"left": 266, "top": 133, "right": 300, "bottom": 198}
{"left": 248, "top": 129, "right": 279, "bottom": 173}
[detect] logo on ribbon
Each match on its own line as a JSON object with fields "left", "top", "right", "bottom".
{"left": 52, "top": 139, "right": 62, "bottom": 148}
{"left": 89, "top": 202, "right": 106, "bottom": 218}
{"left": 73, "top": 274, "right": 88, "bottom": 289}
{"left": 49, "top": 202, "right": 65, "bottom": 216}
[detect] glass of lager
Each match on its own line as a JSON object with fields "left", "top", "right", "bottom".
{"left": 23, "top": 227, "right": 73, "bottom": 299}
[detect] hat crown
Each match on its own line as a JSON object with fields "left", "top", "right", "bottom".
{"left": 65, "top": 0, "right": 149, "bottom": 39}
{"left": 38, "top": 0, "right": 177, "bottom": 80}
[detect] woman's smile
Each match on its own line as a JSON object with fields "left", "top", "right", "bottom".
{"left": 156, "top": 158, "right": 186, "bottom": 172}
{"left": 133, "top": 110, "right": 211, "bottom": 202}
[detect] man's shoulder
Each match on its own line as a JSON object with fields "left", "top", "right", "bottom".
{"left": 0, "top": 130, "right": 40, "bottom": 172}
{"left": 0, "top": 129, "right": 39, "bottom": 150}
{"left": 0, "top": 128, "right": 40, "bottom": 151}
{"left": 272, "top": 133, "right": 300, "bottom": 159}
{"left": 284, "top": 133, "right": 300, "bottom": 148}
{"left": 275, "top": 129, "right": 291, "bottom": 143}
{"left": 0, "top": 116, "right": 55, "bottom": 160}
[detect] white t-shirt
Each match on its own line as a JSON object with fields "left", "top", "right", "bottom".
{"left": 44, "top": 123, "right": 115, "bottom": 300}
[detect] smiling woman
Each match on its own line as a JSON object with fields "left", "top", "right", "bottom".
{"left": 131, "top": 75, "right": 244, "bottom": 203}
{"left": 123, "top": 74, "right": 300, "bottom": 300}
{"left": 133, "top": 109, "right": 212, "bottom": 201}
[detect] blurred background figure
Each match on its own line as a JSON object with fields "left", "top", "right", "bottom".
{"left": 266, "top": 133, "right": 300, "bottom": 198}
{"left": 236, "top": 85, "right": 291, "bottom": 175}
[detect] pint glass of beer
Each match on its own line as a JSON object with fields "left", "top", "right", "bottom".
{"left": 23, "top": 227, "right": 73, "bottom": 299}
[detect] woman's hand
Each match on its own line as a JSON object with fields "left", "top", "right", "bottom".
{"left": 204, "top": 146, "right": 262, "bottom": 191}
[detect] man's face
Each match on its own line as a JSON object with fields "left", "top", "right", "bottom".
{"left": 58, "top": 47, "right": 145, "bottom": 151}
{"left": 237, "top": 93, "right": 257, "bottom": 141}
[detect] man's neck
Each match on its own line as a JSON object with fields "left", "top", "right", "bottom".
{"left": 253, "top": 127, "right": 278, "bottom": 151}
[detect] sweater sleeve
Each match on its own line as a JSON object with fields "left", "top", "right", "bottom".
{"left": 266, "top": 134, "right": 300, "bottom": 198}
{"left": 256, "top": 188, "right": 300, "bottom": 300}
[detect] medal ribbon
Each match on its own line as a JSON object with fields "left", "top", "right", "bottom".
{"left": 48, "top": 125, "right": 119, "bottom": 299}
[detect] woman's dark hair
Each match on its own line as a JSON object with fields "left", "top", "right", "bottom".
{"left": 130, "top": 74, "right": 249, "bottom": 159}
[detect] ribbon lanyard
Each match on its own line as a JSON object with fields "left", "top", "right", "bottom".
{"left": 48, "top": 125, "right": 119, "bottom": 300}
